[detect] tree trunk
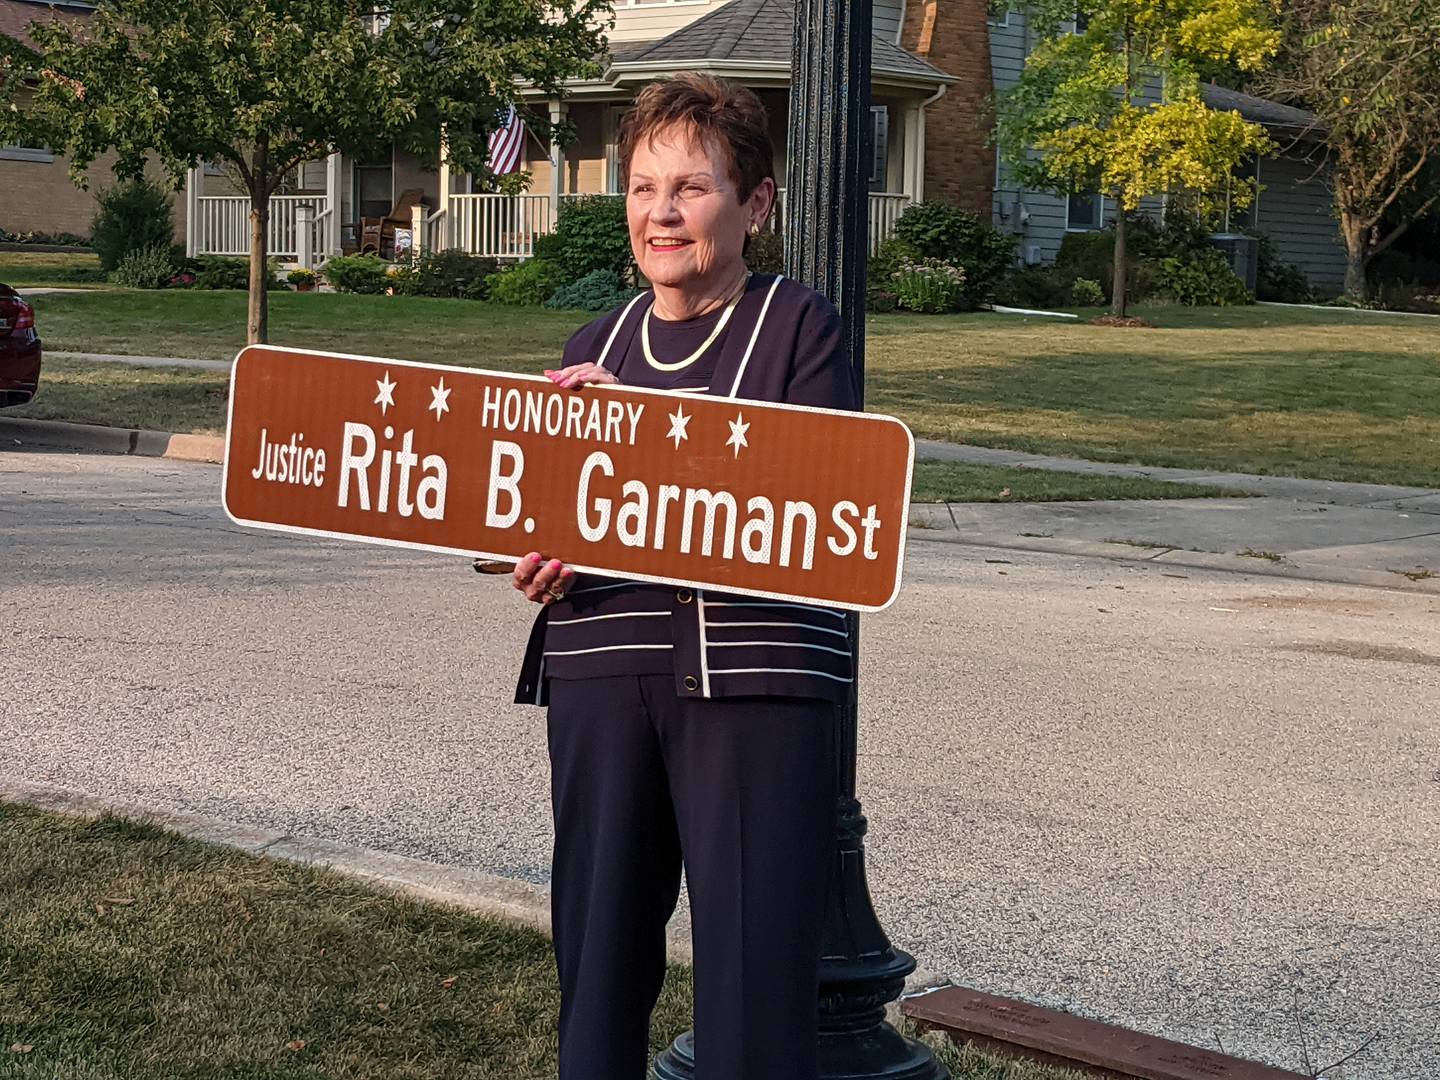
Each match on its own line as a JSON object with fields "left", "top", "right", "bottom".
{"left": 1339, "top": 211, "right": 1369, "bottom": 301}
{"left": 1112, "top": 208, "right": 1128, "bottom": 317}
{"left": 248, "top": 186, "right": 270, "bottom": 345}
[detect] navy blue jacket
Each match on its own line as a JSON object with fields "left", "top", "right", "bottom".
{"left": 515, "top": 273, "right": 859, "bottom": 705}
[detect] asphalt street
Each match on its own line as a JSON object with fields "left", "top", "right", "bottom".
{"left": 4, "top": 447, "right": 1438, "bottom": 1079}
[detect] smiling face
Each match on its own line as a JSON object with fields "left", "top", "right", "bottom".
{"left": 626, "top": 122, "right": 773, "bottom": 303}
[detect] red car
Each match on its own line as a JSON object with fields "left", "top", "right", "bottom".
{"left": 0, "top": 284, "right": 41, "bottom": 406}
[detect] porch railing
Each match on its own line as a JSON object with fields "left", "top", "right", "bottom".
{"left": 193, "top": 195, "right": 330, "bottom": 259}
{"left": 447, "top": 194, "right": 556, "bottom": 259}
{"left": 772, "top": 190, "right": 911, "bottom": 256}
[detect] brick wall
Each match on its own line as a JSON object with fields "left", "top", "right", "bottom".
{"left": 899, "top": 0, "right": 995, "bottom": 213}
{"left": 1, "top": 150, "right": 187, "bottom": 243}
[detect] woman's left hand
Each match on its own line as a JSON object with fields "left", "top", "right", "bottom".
{"left": 544, "top": 362, "right": 620, "bottom": 390}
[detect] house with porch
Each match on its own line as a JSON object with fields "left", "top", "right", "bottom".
{"left": 180, "top": 0, "right": 956, "bottom": 267}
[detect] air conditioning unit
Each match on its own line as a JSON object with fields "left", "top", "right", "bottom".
{"left": 1207, "top": 233, "right": 1260, "bottom": 293}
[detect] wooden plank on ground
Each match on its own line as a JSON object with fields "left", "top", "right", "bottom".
{"left": 902, "top": 986, "right": 1309, "bottom": 1080}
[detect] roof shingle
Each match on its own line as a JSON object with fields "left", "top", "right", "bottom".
{"left": 609, "top": 0, "right": 950, "bottom": 84}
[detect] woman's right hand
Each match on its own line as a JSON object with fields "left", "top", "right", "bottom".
{"left": 513, "top": 552, "right": 575, "bottom": 605}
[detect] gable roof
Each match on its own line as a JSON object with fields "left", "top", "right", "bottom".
{"left": 0, "top": 0, "right": 92, "bottom": 52}
{"left": 1201, "top": 83, "right": 1317, "bottom": 132}
{"left": 606, "top": 0, "right": 952, "bottom": 89}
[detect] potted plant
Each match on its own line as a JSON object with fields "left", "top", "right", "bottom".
{"left": 287, "top": 267, "right": 317, "bottom": 293}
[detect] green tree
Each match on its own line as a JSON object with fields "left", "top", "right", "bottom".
{"left": 997, "top": 0, "right": 1278, "bottom": 315}
{"left": 1261, "top": 0, "right": 1440, "bottom": 299}
{"left": 0, "top": 0, "right": 607, "bottom": 343}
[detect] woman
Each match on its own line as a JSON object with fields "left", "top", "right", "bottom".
{"left": 511, "top": 73, "right": 857, "bottom": 1080}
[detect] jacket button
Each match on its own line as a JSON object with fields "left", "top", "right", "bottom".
{"left": 683, "top": 675, "right": 699, "bottom": 691}
{"left": 676, "top": 588, "right": 693, "bottom": 603}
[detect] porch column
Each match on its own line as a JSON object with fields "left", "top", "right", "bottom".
{"left": 438, "top": 133, "right": 452, "bottom": 250}
{"left": 549, "top": 97, "right": 567, "bottom": 226}
{"left": 325, "top": 151, "right": 342, "bottom": 255}
{"left": 185, "top": 164, "right": 202, "bottom": 257}
{"left": 903, "top": 101, "right": 925, "bottom": 204}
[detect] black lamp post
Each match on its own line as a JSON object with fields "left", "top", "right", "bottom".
{"left": 653, "top": 0, "right": 948, "bottom": 1075}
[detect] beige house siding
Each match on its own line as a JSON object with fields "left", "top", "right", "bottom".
{"left": 607, "top": 0, "right": 723, "bottom": 43}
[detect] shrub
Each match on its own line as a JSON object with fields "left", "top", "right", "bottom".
{"left": 190, "top": 255, "right": 259, "bottom": 290}
{"left": 1071, "top": 277, "right": 1105, "bottom": 306}
{"left": 995, "top": 266, "right": 1074, "bottom": 309}
{"left": 322, "top": 254, "right": 390, "bottom": 294}
{"left": 287, "top": 268, "right": 317, "bottom": 288}
{"left": 91, "top": 179, "right": 175, "bottom": 271}
{"left": 109, "top": 243, "right": 178, "bottom": 289}
{"left": 892, "top": 202, "right": 1014, "bottom": 303}
{"left": 0, "top": 228, "right": 91, "bottom": 247}
{"left": 545, "top": 269, "right": 641, "bottom": 312}
{"left": 486, "top": 258, "right": 563, "bottom": 306}
{"left": 550, "top": 196, "right": 633, "bottom": 284}
{"left": 1158, "top": 247, "right": 1253, "bottom": 306}
{"left": 867, "top": 237, "right": 918, "bottom": 312}
{"left": 392, "top": 249, "right": 499, "bottom": 299}
{"left": 744, "top": 229, "right": 784, "bottom": 275}
{"left": 890, "top": 257, "right": 967, "bottom": 314}
{"left": 1247, "top": 231, "right": 1310, "bottom": 303}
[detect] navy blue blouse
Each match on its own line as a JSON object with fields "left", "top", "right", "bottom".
{"left": 515, "top": 273, "right": 860, "bottom": 706}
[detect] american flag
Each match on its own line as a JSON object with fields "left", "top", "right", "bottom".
{"left": 487, "top": 105, "right": 526, "bottom": 175}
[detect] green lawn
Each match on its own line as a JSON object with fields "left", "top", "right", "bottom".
{"left": 8, "top": 357, "right": 231, "bottom": 435}
{"left": 20, "top": 289, "right": 1440, "bottom": 485}
{"left": 911, "top": 461, "right": 1247, "bottom": 503}
{"left": 0, "top": 801, "right": 1078, "bottom": 1080}
{"left": 0, "top": 250, "right": 109, "bottom": 289}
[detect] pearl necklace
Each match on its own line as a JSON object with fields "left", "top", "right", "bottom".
{"left": 642, "top": 274, "right": 750, "bottom": 372}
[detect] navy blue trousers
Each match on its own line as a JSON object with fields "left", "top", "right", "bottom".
{"left": 546, "top": 674, "right": 837, "bottom": 1080}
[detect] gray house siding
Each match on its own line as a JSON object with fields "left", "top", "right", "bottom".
{"left": 874, "top": 0, "right": 904, "bottom": 44}
{"left": 1253, "top": 153, "right": 1347, "bottom": 292}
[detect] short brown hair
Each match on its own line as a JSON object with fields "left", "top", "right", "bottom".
{"left": 617, "top": 73, "right": 774, "bottom": 202}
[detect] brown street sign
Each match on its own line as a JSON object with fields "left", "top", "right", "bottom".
{"left": 222, "top": 345, "right": 914, "bottom": 611}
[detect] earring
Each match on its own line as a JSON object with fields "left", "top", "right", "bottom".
{"left": 749, "top": 222, "right": 761, "bottom": 236}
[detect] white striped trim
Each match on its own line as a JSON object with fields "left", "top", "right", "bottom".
{"left": 706, "top": 640, "right": 851, "bottom": 657}
{"left": 706, "top": 600, "right": 847, "bottom": 621}
{"left": 697, "top": 589, "right": 712, "bottom": 697}
{"left": 549, "top": 610, "right": 670, "bottom": 626}
{"left": 671, "top": 385, "right": 711, "bottom": 393}
{"left": 596, "top": 291, "right": 650, "bottom": 370}
{"left": 534, "top": 656, "right": 546, "bottom": 704}
{"left": 726, "top": 275, "right": 784, "bottom": 397}
{"left": 708, "top": 666, "right": 854, "bottom": 683}
{"left": 567, "top": 580, "right": 642, "bottom": 596}
{"left": 544, "top": 643, "right": 673, "bottom": 657}
{"left": 707, "top": 619, "right": 848, "bottom": 638}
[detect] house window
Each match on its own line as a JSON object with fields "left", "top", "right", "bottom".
{"left": 354, "top": 152, "right": 394, "bottom": 220}
{"left": 0, "top": 137, "right": 54, "bottom": 163}
{"left": 989, "top": 6, "right": 1012, "bottom": 27}
{"left": 1072, "top": 9, "right": 1090, "bottom": 32}
{"left": 1067, "top": 191, "right": 1103, "bottom": 230}
{"left": 870, "top": 106, "right": 889, "bottom": 188}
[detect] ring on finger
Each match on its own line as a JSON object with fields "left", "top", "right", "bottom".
{"left": 546, "top": 583, "right": 566, "bottom": 600}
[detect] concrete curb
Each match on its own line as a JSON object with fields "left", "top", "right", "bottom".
{"left": 0, "top": 778, "right": 693, "bottom": 964}
{"left": 906, "top": 520, "right": 1440, "bottom": 595}
{"left": 0, "top": 417, "right": 224, "bottom": 464}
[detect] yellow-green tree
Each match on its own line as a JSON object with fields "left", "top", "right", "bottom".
{"left": 997, "top": 0, "right": 1279, "bottom": 315}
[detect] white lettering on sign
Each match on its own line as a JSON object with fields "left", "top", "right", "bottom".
{"left": 250, "top": 427, "right": 326, "bottom": 488}
{"left": 486, "top": 440, "right": 525, "bottom": 529}
{"left": 571, "top": 453, "right": 880, "bottom": 572}
{"left": 480, "top": 386, "right": 644, "bottom": 446}
{"left": 337, "top": 421, "right": 447, "bottom": 520}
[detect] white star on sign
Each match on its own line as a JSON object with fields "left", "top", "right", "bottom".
{"left": 374, "top": 371, "right": 397, "bottom": 415}
{"left": 725, "top": 412, "right": 750, "bottom": 458}
{"left": 429, "top": 377, "right": 451, "bottom": 422}
{"left": 666, "top": 404, "right": 692, "bottom": 449}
